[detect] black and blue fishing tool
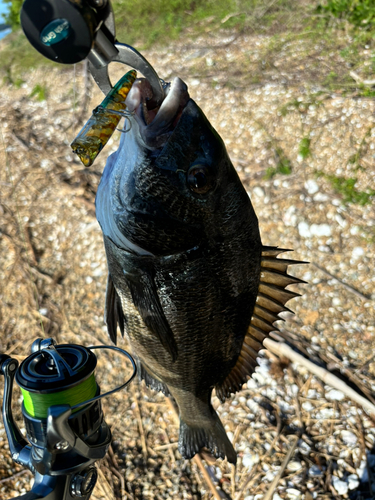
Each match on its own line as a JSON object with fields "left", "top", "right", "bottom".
{"left": 0, "top": 338, "right": 136, "bottom": 500}
{"left": 20, "top": 0, "right": 164, "bottom": 104}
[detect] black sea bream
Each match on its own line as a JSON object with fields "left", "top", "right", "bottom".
{"left": 95, "top": 77, "right": 303, "bottom": 463}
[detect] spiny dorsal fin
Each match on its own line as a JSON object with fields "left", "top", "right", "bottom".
{"left": 215, "top": 246, "right": 307, "bottom": 403}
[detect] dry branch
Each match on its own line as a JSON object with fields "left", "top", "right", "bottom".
{"left": 350, "top": 71, "right": 375, "bottom": 86}
{"left": 311, "top": 262, "right": 371, "bottom": 301}
{"left": 263, "top": 339, "right": 375, "bottom": 418}
{"left": 262, "top": 435, "right": 299, "bottom": 500}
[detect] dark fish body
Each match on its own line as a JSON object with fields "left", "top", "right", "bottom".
{"left": 96, "top": 78, "right": 302, "bottom": 463}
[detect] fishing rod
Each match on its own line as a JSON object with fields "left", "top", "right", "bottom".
{"left": 0, "top": 338, "right": 136, "bottom": 500}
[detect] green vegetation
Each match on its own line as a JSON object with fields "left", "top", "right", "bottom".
{"left": 299, "top": 137, "right": 312, "bottom": 160}
{"left": 317, "top": 0, "right": 375, "bottom": 44}
{"left": 317, "top": 0, "right": 375, "bottom": 29}
{"left": 0, "top": 0, "right": 305, "bottom": 75}
{"left": 280, "top": 95, "right": 325, "bottom": 117}
{"left": 29, "top": 84, "right": 47, "bottom": 101}
{"left": 2, "top": 0, "right": 22, "bottom": 29}
{"left": 113, "top": 0, "right": 302, "bottom": 47}
{"left": 1, "top": 0, "right": 307, "bottom": 49}
{"left": 2, "top": 64, "right": 24, "bottom": 87}
{"left": 265, "top": 147, "right": 292, "bottom": 179}
{"left": 316, "top": 172, "right": 375, "bottom": 205}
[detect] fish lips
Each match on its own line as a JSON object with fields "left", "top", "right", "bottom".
{"left": 126, "top": 76, "right": 190, "bottom": 150}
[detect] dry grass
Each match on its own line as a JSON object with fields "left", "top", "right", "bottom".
{"left": 1, "top": 12, "right": 375, "bottom": 500}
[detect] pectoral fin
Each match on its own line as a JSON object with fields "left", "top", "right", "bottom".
{"left": 124, "top": 267, "right": 178, "bottom": 362}
{"left": 103, "top": 235, "right": 178, "bottom": 361}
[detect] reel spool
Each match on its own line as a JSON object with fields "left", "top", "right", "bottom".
{"left": 16, "top": 338, "right": 101, "bottom": 450}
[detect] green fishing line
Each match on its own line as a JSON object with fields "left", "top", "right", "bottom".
{"left": 21, "top": 373, "right": 97, "bottom": 419}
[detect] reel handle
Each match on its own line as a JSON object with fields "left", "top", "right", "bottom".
{"left": 0, "top": 355, "right": 31, "bottom": 467}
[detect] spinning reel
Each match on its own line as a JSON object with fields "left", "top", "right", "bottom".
{"left": 0, "top": 338, "right": 136, "bottom": 500}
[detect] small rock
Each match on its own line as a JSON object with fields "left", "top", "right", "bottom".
{"left": 314, "top": 192, "right": 329, "bottom": 202}
{"left": 310, "top": 223, "right": 332, "bottom": 237}
{"left": 348, "top": 474, "right": 360, "bottom": 490}
{"left": 352, "top": 247, "right": 365, "bottom": 259}
{"left": 305, "top": 179, "right": 319, "bottom": 194}
{"left": 253, "top": 186, "right": 265, "bottom": 198}
{"left": 246, "top": 399, "right": 259, "bottom": 412}
{"left": 335, "top": 214, "right": 347, "bottom": 228}
{"left": 286, "top": 488, "right": 301, "bottom": 499}
{"left": 242, "top": 452, "right": 259, "bottom": 469}
{"left": 302, "top": 401, "right": 314, "bottom": 411}
{"left": 288, "top": 461, "right": 303, "bottom": 471}
{"left": 309, "top": 465, "right": 323, "bottom": 477}
{"left": 357, "top": 458, "right": 367, "bottom": 480}
{"left": 264, "top": 470, "right": 276, "bottom": 481}
{"left": 332, "top": 476, "right": 348, "bottom": 495}
{"left": 298, "top": 221, "right": 310, "bottom": 238}
{"left": 272, "top": 495, "right": 282, "bottom": 500}
{"left": 298, "top": 440, "right": 311, "bottom": 454}
{"left": 283, "top": 205, "right": 297, "bottom": 226}
{"left": 326, "top": 389, "right": 345, "bottom": 401}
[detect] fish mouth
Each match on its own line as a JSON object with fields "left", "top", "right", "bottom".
{"left": 125, "top": 76, "right": 190, "bottom": 149}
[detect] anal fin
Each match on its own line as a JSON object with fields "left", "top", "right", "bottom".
{"left": 136, "top": 359, "right": 171, "bottom": 396}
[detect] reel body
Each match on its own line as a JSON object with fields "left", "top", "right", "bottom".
{"left": 19, "top": 0, "right": 164, "bottom": 105}
{"left": 0, "top": 338, "right": 136, "bottom": 500}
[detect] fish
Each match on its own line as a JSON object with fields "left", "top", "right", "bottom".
{"left": 95, "top": 76, "right": 305, "bottom": 464}
{"left": 71, "top": 69, "right": 137, "bottom": 167}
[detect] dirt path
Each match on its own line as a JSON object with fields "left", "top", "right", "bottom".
{"left": 0, "top": 28, "right": 374, "bottom": 499}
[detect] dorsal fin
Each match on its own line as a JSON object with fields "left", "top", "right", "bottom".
{"left": 215, "top": 246, "right": 307, "bottom": 403}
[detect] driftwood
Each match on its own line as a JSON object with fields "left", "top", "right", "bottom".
{"left": 263, "top": 338, "right": 375, "bottom": 418}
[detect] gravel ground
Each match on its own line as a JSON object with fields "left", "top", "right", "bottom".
{"left": 0, "top": 25, "right": 375, "bottom": 500}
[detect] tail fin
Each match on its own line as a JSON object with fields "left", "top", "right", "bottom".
{"left": 178, "top": 410, "right": 237, "bottom": 464}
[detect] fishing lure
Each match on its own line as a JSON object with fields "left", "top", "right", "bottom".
{"left": 71, "top": 69, "right": 137, "bottom": 167}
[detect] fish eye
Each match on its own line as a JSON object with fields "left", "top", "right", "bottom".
{"left": 187, "top": 164, "right": 212, "bottom": 194}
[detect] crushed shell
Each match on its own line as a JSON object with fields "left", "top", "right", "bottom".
{"left": 215, "top": 246, "right": 306, "bottom": 402}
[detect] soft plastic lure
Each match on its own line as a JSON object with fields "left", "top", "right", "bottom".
{"left": 71, "top": 69, "right": 137, "bottom": 167}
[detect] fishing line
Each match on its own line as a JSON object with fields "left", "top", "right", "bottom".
{"left": 21, "top": 372, "right": 97, "bottom": 419}
{"left": 73, "top": 63, "right": 77, "bottom": 125}
{"left": 17, "top": 342, "right": 137, "bottom": 421}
